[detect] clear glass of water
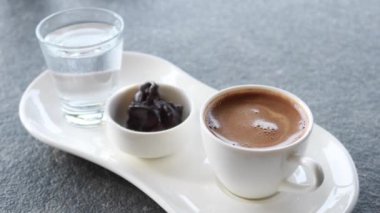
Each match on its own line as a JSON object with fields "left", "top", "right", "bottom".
{"left": 36, "top": 8, "right": 124, "bottom": 126}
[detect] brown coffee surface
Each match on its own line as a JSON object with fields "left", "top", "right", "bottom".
{"left": 206, "top": 91, "right": 308, "bottom": 148}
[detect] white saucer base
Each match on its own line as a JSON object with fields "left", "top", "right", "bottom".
{"left": 19, "top": 52, "right": 359, "bottom": 213}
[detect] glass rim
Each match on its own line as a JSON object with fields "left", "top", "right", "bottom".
{"left": 35, "top": 7, "right": 124, "bottom": 49}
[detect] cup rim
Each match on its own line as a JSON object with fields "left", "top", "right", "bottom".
{"left": 35, "top": 7, "right": 124, "bottom": 49}
{"left": 105, "top": 83, "right": 193, "bottom": 136}
{"left": 200, "top": 84, "right": 314, "bottom": 152}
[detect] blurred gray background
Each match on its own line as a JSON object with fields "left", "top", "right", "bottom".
{"left": 1, "top": 0, "right": 379, "bottom": 212}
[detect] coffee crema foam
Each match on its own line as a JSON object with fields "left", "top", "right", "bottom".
{"left": 205, "top": 91, "right": 308, "bottom": 148}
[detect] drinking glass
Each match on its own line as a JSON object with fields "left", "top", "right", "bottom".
{"left": 36, "top": 8, "right": 124, "bottom": 126}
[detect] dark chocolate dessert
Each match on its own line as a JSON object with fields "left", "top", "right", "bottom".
{"left": 126, "top": 82, "right": 183, "bottom": 132}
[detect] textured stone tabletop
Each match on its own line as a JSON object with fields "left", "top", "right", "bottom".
{"left": 1, "top": 0, "right": 379, "bottom": 212}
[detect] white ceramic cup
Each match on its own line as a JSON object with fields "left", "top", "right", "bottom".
{"left": 200, "top": 85, "right": 324, "bottom": 199}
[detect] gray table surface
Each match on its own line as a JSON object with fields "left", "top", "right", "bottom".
{"left": 1, "top": 0, "right": 379, "bottom": 212}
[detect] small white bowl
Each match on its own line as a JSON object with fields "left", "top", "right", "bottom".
{"left": 105, "top": 83, "right": 193, "bottom": 158}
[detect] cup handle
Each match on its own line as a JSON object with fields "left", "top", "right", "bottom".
{"left": 279, "top": 155, "right": 324, "bottom": 193}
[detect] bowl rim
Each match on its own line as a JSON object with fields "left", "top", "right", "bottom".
{"left": 105, "top": 83, "right": 194, "bottom": 136}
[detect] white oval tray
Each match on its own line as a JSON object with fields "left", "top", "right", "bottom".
{"left": 19, "top": 51, "right": 359, "bottom": 213}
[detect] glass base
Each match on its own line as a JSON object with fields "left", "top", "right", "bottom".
{"left": 62, "top": 102, "right": 104, "bottom": 126}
